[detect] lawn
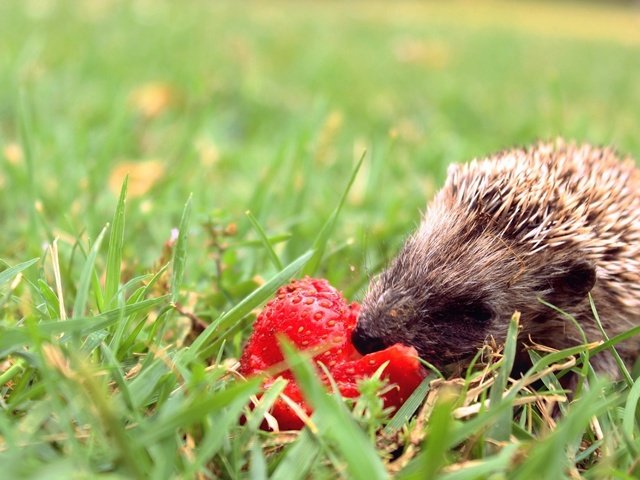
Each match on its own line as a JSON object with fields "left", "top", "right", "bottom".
{"left": 1, "top": 0, "right": 640, "bottom": 478}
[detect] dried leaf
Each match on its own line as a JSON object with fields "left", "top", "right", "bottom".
{"left": 393, "top": 38, "right": 451, "bottom": 69}
{"left": 3, "top": 142, "right": 24, "bottom": 165}
{"left": 195, "top": 137, "right": 220, "bottom": 167}
{"left": 130, "top": 82, "right": 175, "bottom": 118}
{"left": 109, "top": 160, "right": 165, "bottom": 198}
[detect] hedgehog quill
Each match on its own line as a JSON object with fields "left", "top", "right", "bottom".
{"left": 352, "top": 141, "right": 640, "bottom": 379}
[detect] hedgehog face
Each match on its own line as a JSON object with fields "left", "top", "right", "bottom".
{"left": 352, "top": 214, "right": 597, "bottom": 370}
{"left": 353, "top": 229, "right": 510, "bottom": 369}
{"left": 352, "top": 272, "right": 498, "bottom": 369}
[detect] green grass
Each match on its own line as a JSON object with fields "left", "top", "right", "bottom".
{"left": 1, "top": 0, "right": 640, "bottom": 478}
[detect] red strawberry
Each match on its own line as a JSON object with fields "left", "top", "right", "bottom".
{"left": 330, "top": 344, "right": 426, "bottom": 407}
{"left": 239, "top": 277, "right": 359, "bottom": 375}
{"left": 261, "top": 375, "right": 310, "bottom": 431}
{"left": 239, "top": 277, "right": 426, "bottom": 430}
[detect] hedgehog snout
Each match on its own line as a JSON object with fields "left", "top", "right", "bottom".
{"left": 351, "top": 323, "right": 386, "bottom": 355}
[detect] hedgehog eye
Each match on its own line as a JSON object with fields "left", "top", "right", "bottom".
{"left": 447, "top": 302, "right": 493, "bottom": 324}
{"left": 466, "top": 303, "right": 493, "bottom": 323}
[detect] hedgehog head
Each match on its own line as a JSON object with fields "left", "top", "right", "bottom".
{"left": 352, "top": 143, "right": 617, "bottom": 369}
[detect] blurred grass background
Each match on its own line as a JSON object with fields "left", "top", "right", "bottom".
{"left": 2, "top": 1, "right": 640, "bottom": 477}
{"left": 1, "top": 0, "right": 639, "bottom": 292}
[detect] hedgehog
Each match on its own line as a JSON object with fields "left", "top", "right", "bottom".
{"left": 351, "top": 141, "right": 640, "bottom": 378}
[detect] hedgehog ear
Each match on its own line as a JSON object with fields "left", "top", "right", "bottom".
{"left": 551, "top": 259, "right": 596, "bottom": 306}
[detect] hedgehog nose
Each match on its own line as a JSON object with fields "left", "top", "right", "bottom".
{"left": 351, "top": 325, "right": 386, "bottom": 355}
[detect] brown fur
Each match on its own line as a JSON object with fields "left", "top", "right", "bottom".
{"left": 352, "top": 141, "right": 640, "bottom": 376}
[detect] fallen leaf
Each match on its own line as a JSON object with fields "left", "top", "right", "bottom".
{"left": 195, "top": 137, "right": 220, "bottom": 167}
{"left": 130, "top": 82, "right": 175, "bottom": 118}
{"left": 109, "top": 160, "right": 166, "bottom": 197}
{"left": 393, "top": 38, "right": 451, "bottom": 69}
{"left": 3, "top": 142, "right": 24, "bottom": 165}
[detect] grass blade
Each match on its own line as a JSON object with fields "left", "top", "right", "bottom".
{"left": 0, "top": 258, "right": 39, "bottom": 287}
{"left": 271, "top": 429, "right": 322, "bottom": 480}
{"left": 591, "top": 324, "right": 640, "bottom": 356}
{"left": 249, "top": 442, "right": 268, "bottom": 480}
{"left": 245, "top": 210, "right": 283, "bottom": 271}
{"left": 184, "top": 395, "right": 254, "bottom": 477}
{"left": 303, "top": 150, "right": 365, "bottom": 276}
{"left": 384, "top": 374, "right": 434, "bottom": 434}
{"left": 589, "top": 293, "right": 633, "bottom": 387}
{"left": 115, "top": 263, "right": 170, "bottom": 355}
{"left": 72, "top": 226, "right": 107, "bottom": 318}
{"left": 439, "top": 443, "right": 519, "bottom": 480}
{"left": 105, "top": 177, "right": 128, "bottom": 307}
{"left": 623, "top": 377, "right": 640, "bottom": 439}
{"left": 488, "top": 312, "right": 519, "bottom": 442}
{"left": 171, "top": 195, "right": 192, "bottom": 303}
{"left": 399, "top": 390, "right": 457, "bottom": 480}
